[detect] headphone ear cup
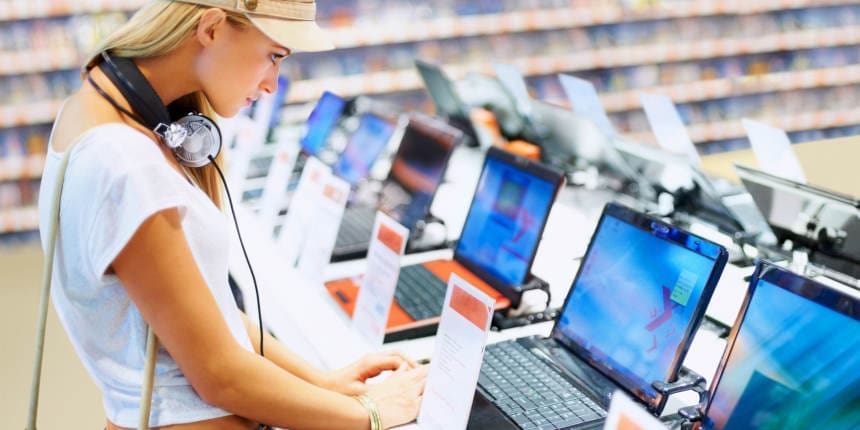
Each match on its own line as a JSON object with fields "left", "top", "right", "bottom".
{"left": 171, "top": 114, "right": 222, "bottom": 167}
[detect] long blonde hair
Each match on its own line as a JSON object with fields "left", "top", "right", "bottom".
{"left": 83, "top": 0, "right": 253, "bottom": 208}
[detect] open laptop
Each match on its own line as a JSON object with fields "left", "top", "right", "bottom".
{"left": 613, "top": 140, "right": 774, "bottom": 242}
{"left": 415, "top": 59, "right": 484, "bottom": 148}
{"left": 468, "top": 202, "right": 728, "bottom": 429}
{"left": 735, "top": 163, "right": 860, "bottom": 279}
{"left": 299, "top": 90, "right": 347, "bottom": 157}
{"left": 700, "top": 260, "right": 860, "bottom": 429}
{"left": 331, "top": 113, "right": 462, "bottom": 261}
{"left": 325, "top": 146, "right": 566, "bottom": 341}
{"left": 331, "top": 112, "right": 396, "bottom": 186}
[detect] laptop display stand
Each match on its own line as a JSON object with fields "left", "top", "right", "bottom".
{"left": 651, "top": 366, "right": 709, "bottom": 430}
{"left": 404, "top": 213, "right": 452, "bottom": 254}
{"left": 491, "top": 275, "right": 557, "bottom": 330}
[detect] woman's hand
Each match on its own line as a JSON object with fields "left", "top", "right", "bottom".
{"left": 322, "top": 351, "right": 418, "bottom": 396}
{"left": 366, "top": 363, "right": 429, "bottom": 429}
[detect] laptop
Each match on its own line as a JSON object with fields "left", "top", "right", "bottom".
{"left": 331, "top": 113, "right": 462, "bottom": 261}
{"left": 299, "top": 90, "right": 347, "bottom": 157}
{"left": 700, "top": 260, "right": 860, "bottom": 429}
{"left": 415, "top": 59, "right": 484, "bottom": 148}
{"left": 735, "top": 163, "right": 860, "bottom": 279}
{"left": 613, "top": 140, "right": 773, "bottom": 241}
{"left": 325, "top": 146, "right": 566, "bottom": 341}
{"left": 331, "top": 112, "right": 396, "bottom": 186}
{"left": 468, "top": 202, "right": 729, "bottom": 429}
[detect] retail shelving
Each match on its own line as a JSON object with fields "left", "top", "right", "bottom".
{"left": 0, "top": 0, "right": 143, "bottom": 22}
{"left": 0, "top": 99, "right": 65, "bottom": 128}
{"left": 2, "top": 0, "right": 860, "bottom": 236}
{"left": 625, "top": 106, "right": 860, "bottom": 144}
{"left": 286, "top": 25, "right": 860, "bottom": 104}
{"left": 0, "top": 155, "right": 45, "bottom": 182}
{"left": 0, "top": 205, "right": 38, "bottom": 235}
{"left": 326, "top": 0, "right": 857, "bottom": 49}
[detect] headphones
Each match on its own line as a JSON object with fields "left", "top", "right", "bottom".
{"left": 87, "top": 51, "right": 222, "bottom": 167}
{"left": 85, "top": 51, "right": 266, "bottom": 356}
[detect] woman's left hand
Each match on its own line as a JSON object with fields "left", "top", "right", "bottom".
{"left": 321, "top": 351, "right": 418, "bottom": 396}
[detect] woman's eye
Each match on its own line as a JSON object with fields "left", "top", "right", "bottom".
{"left": 270, "top": 53, "right": 286, "bottom": 64}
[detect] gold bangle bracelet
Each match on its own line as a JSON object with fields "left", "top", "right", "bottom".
{"left": 355, "top": 394, "right": 382, "bottom": 430}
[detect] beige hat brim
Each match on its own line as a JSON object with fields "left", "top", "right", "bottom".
{"left": 248, "top": 15, "right": 334, "bottom": 53}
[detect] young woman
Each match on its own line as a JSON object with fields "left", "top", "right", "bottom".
{"left": 39, "top": 1, "right": 426, "bottom": 428}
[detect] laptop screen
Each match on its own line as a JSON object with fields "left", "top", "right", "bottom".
{"left": 415, "top": 60, "right": 469, "bottom": 118}
{"left": 300, "top": 91, "right": 346, "bottom": 156}
{"left": 553, "top": 203, "right": 727, "bottom": 411}
{"left": 702, "top": 263, "right": 860, "bottom": 430}
{"left": 381, "top": 114, "right": 460, "bottom": 230}
{"left": 332, "top": 113, "right": 394, "bottom": 186}
{"left": 455, "top": 148, "right": 561, "bottom": 293}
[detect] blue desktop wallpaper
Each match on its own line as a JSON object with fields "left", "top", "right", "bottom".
{"left": 456, "top": 157, "right": 555, "bottom": 287}
{"left": 300, "top": 91, "right": 345, "bottom": 155}
{"left": 557, "top": 215, "right": 717, "bottom": 399}
{"left": 704, "top": 279, "right": 860, "bottom": 430}
{"left": 332, "top": 114, "right": 393, "bottom": 185}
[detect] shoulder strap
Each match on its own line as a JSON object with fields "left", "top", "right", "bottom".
{"left": 26, "top": 136, "right": 157, "bottom": 430}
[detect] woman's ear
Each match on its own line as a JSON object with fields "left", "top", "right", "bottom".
{"left": 195, "top": 8, "right": 228, "bottom": 47}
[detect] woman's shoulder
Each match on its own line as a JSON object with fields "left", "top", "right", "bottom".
{"left": 51, "top": 94, "right": 165, "bottom": 167}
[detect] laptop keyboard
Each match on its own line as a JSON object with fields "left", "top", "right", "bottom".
{"left": 335, "top": 207, "right": 376, "bottom": 248}
{"left": 479, "top": 340, "right": 606, "bottom": 429}
{"left": 394, "top": 265, "right": 448, "bottom": 321}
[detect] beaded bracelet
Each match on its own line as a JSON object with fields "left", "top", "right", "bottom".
{"left": 355, "top": 393, "right": 382, "bottom": 430}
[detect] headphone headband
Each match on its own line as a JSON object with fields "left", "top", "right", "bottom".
{"left": 91, "top": 51, "right": 222, "bottom": 167}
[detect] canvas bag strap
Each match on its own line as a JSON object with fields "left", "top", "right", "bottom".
{"left": 26, "top": 141, "right": 157, "bottom": 430}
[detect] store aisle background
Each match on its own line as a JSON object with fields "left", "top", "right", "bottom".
{"left": 1, "top": 242, "right": 103, "bottom": 428}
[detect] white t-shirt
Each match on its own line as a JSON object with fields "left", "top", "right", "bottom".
{"left": 38, "top": 123, "right": 254, "bottom": 427}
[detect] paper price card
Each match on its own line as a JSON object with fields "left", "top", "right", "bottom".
{"left": 418, "top": 274, "right": 495, "bottom": 430}
{"left": 559, "top": 74, "right": 616, "bottom": 138}
{"left": 296, "top": 174, "right": 350, "bottom": 284}
{"left": 278, "top": 156, "right": 331, "bottom": 269}
{"left": 742, "top": 119, "right": 807, "bottom": 184}
{"left": 639, "top": 93, "right": 701, "bottom": 168}
{"left": 603, "top": 391, "right": 667, "bottom": 430}
{"left": 352, "top": 212, "right": 409, "bottom": 347}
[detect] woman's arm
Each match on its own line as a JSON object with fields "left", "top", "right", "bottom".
{"left": 238, "top": 312, "right": 328, "bottom": 386}
{"left": 111, "top": 208, "right": 425, "bottom": 429}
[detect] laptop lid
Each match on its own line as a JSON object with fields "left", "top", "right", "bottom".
{"left": 735, "top": 163, "right": 859, "bottom": 248}
{"left": 702, "top": 261, "right": 860, "bottom": 429}
{"left": 453, "top": 146, "right": 565, "bottom": 307}
{"left": 380, "top": 113, "right": 462, "bottom": 230}
{"left": 415, "top": 59, "right": 483, "bottom": 148}
{"left": 551, "top": 203, "right": 728, "bottom": 413}
{"left": 300, "top": 91, "right": 346, "bottom": 156}
{"left": 332, "top": 112, "right": 395, "bottom": 186}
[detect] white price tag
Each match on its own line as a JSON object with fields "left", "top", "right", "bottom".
{"left": 351, "top": 212, "right": 409, "bottom": 347}
{"left": 277, "top": 157, "right": 331, "bottom": 269}
{"left": 295, "top": 174, "right": 350, "bottom": 284}
{"left": 640, "top": 93, "right": 701, "bottom": 167}
{"left": 742, "top": 119, "right": 807, "bottom": 184}
{"left": 418, "top": 274, "right": 495, "bottom": 430}
{"left": 559, "top": 73, "right": 616, "bottom": 137}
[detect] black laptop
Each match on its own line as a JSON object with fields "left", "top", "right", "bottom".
{"left": 468, "top": 202, "right": 729, "bottom": 429}
{"left": 415, "top": 59, "right": 484, "bottom": 148}
{"left": 700, "top": 260, "right": 860, "bottom": 429}
{"left": 326, "top": 146, "right": 566, "bottom": 342}
{"left": 331, "top": 113, "right": 462, "bottom": 261}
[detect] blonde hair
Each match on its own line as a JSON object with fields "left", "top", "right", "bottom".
{"left": 83, "top": 0, "right": 253, "bottom": 208}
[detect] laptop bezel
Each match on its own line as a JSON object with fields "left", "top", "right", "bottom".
{"left": 381, "top": 113, "right": 462, "bottom": 230}
{"left": 700, "top": 260, "right": 860, "bottom": 428}
{"left": 452, "top": 146, "right": 566, "bottom": 308}
{"left": 549, "top": 202, "right": 728, "bottom": 413}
